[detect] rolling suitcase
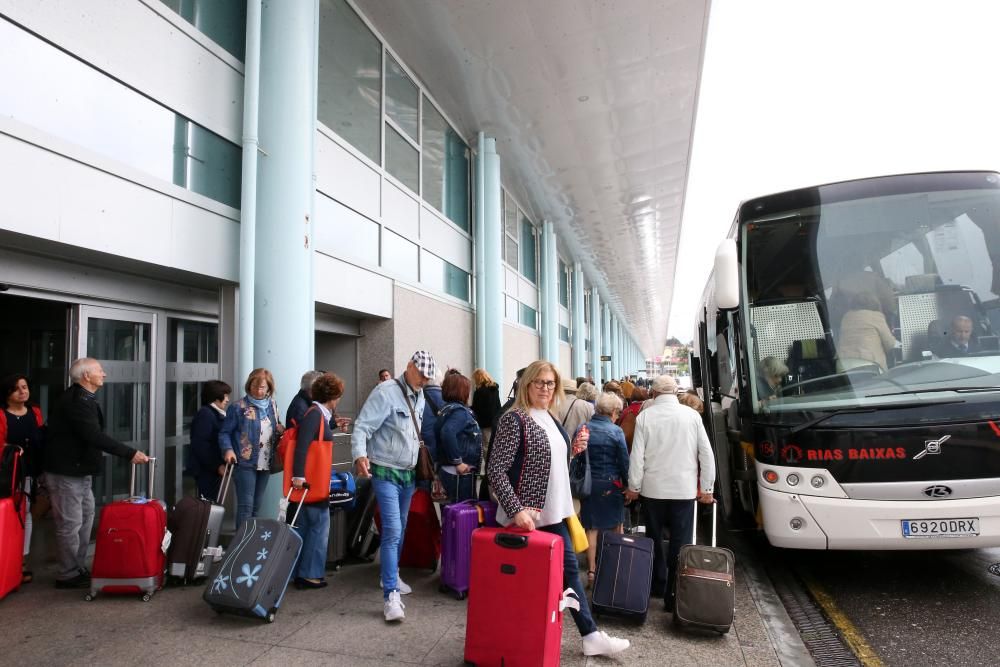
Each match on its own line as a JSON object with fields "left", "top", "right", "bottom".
{"left": 326, "top": 508, "right": 348, "bottom": 570}
{"left": 167, "top": 463, "right": 233, "bottom": 582}
{"left": 591, "top": 531, "right": 654, "bottom": 622}
{"left": 464, "top": 528, "right": 573, "bottom": 667}
{"left": 0, "top": 446, "right": 25, "bottom": 600}
{"left": 203, "top": 488, "right": 304, "bottom": 623}
{"left": 376, "top": 487, "right": 441, "bottom": 571}
{"left": 347, "top": 476, "right": 379, "bottom": 561}
{"left": 88, "top": 459, "right": 169, "bottom": 602}
{"left": 439, "top": 500, "right": 494, "bottom": 599}
{"left": 673, "top": 503, "right": 735, "bottom": 633}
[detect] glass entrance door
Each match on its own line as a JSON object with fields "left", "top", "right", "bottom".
{"left": 75, "top": 306, "right": 155, "bottom": 506}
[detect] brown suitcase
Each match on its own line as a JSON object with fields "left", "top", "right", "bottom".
{"left": 673, "top": 503, "right": 736, "bottom": 634}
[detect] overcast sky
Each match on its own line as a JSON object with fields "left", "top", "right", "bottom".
{"left": 667, "top": 0, "right": 1000, "bottom": 342}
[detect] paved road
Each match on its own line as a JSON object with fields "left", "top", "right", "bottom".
{"left": 784, "top": 545, "right": 1000, "bottom": 666}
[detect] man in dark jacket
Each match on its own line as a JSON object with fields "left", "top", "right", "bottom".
{"left": 45, "top": 358, "right": 148, "bottom": 588}
{"left": 286, "top": 370, "right": 324, "bottom": 428}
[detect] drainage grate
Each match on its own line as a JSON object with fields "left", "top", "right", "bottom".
{"left": 766, "top": 563, "right": 861, "bottom": 667}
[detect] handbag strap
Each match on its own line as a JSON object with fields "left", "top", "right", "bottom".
{"left": 561, "top": 398, "right": 579, "bottom": 427}
{"left": 395, "top": 379, "right": 424, "bottom": 445}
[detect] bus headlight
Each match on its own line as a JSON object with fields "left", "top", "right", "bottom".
{"left": 786, "top": 473, "right": 800, "bottom": 486}
{"left": 810, "top": 475, "right": 825, "bottom": 488}
{"left": 763, "top": 470, "right": 779, "bottom": 484}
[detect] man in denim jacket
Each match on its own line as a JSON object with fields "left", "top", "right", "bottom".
{"left": 352, "top": 350, "right": 436, "bottom": 622}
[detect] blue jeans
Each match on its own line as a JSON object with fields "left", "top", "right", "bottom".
{"left": 233, "top": 468, "right": 271, "bottom": 527}
{"left": 289, "top": 502, "right": 329, "bottom": 580}
{"left": 438, "top": 469, "right": 477, "bottom": 503}
{"left": 539, "top": 520, "right": 598, "bottom": 636}
{"left": 641, "top": 497, "right": 695, "bottom": 604}
{"left": 372, "top": 476, "right": 415, "bottom": 599}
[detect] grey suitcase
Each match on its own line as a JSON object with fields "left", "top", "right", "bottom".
{"left": 347, "top": 476, "right": 379, "bottom": 560}
{"left": 167, "top": 463, "right": 232, "bottom": 582}
{"left": 673, "top": 503, "right": 735, "bottom": 634}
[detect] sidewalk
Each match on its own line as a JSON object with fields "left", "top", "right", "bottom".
{"left": 5, "top": 535, "right": 807, "bottom": 667}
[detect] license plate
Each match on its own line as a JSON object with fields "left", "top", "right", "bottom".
{"left": 901, "top": 517, "right": 980, "bottom": 538}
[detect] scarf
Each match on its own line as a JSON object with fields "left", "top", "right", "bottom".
{"left": 246, "top": 395, "right": 271, "bottom": 412}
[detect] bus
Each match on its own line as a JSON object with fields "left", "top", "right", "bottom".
{"left": 692, "top": 171, "right": 1000, "bottom": 549}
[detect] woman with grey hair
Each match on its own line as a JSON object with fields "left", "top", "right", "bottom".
{"left": 575, "top": 382, "right": 598, "bottom": 403}
{"left": 577, "top": 391, "right": 629, "bottom": 586}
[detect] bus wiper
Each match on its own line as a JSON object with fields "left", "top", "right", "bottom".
{"left": 788, "top": 400, "right": 964, "bottom": 435}
{"left": 866, "top": 386, "right": 1000, "bottom": 398}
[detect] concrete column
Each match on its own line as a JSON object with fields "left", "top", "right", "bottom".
{"left": 474, "top": 132, "right": 487, "bottom": 371}
{"left": 590, "top": 289, "right": 601, "bottom": 386}
{"left": 601, "top": 303, "right": 611, "bottom": 385}
{"left": 540, "top": 221, "right": 558, "bottom": 363}
{"left": 610, "top": 316, "right": 620, "bottom": 380}
{"left": 481, "top": 137, "right": 504, "bottom": 387}
{"left": 253, "top": 0, "right": 318, "bottom": 517}
{"left": 571, "top": 262, "right": 585, "bottom": 378}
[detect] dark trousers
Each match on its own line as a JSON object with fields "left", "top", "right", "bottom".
{"left": 641, "top": 497, "right": 695, "bottom": 606}
{"left": 539, "top": 521, "right": 599, "bottom": 636}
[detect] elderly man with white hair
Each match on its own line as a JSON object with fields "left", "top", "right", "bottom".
{"left": 625, "top": 374, "right": 715, "bottom": 613}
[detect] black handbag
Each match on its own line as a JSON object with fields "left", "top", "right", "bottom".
{"left": 569, "top": 448, "right": 592, "bottom": 499}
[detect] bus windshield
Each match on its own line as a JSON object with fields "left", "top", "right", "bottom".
{"left": 742, "top": 175, "right": 1000, "bottom": 418}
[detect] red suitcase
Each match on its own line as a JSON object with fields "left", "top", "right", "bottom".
{"left": 0, "top": 445, "right": 26, "bottom": 600}
{"left": 88, "top": 459, "right": 168, "bottom": 602}
{"left": 375, "top": 487, "right": 441, "bottom": 571}
{"left": 464, "top": 528, "right": 566, "bottom": 667}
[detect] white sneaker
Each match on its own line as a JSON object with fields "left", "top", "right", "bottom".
{"left": 582, "top": 630, "right": 630, "bottom": 657}
{"left": 383, "top": 590, "right": 406, "bottom": 622}
{"left": 378, "top": 574, "right": 412, "bottom": 595}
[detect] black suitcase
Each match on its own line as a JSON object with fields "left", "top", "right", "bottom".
{"left": 673, "top": 503, "right": 735, "bottom": 634}
{"left": 591, "top": 531, "right": 655, "bottom": 622}
{"left": 167, "top": 464, "right": 232, "bottom": 583}
{"left": 347, "top": 476, "right": 379, "bottom": 560}
{"left": 203, "top": 489, "right": 304, "bottom": 623}
{"left": 327, "top": 508, "right": 348, "bottom": 570}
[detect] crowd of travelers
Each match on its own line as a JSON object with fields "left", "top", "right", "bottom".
{"left": 0, "top": 351, "right": 714, "bottom": 659}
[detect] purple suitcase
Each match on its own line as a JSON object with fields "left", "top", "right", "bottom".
{"left": 439, "top": 500, "right": 498, "bottom": 599}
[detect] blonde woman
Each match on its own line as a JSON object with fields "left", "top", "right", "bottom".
{"left": 487, "top": 360, "right": 630, "bottom": 658}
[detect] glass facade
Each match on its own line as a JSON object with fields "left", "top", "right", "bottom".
{"left": 423, "top": 97, "right": 470, "bottom": 231}
{"left": 386, "top": 55, "right": 418, "bottom": 142}
{"left": 521, "top": 218, "right": 538, "bottom": 283}
{"left": 560, "top": 325, "right": 570, "bottom": 343}
{"left": 421, "top": 250, "right": 470, "bottom": 302}
{"left": 318, "top": 0, "right": 382, "bottom": 164}
{"left": 159, "top": 0, "right": 246, "bottom": 61}
{"left": 385, "top": 124, "right": 419, "bottom": 193}
{"left": 520, "top": 303, "right": 537, "bottom": 330}
{"left": 0, "top": 20, "right": 241, "bottom": 208}
{"left": 559, "top": 260, "right": 569, "bottom": 307}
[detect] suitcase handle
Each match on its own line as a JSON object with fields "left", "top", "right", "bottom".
{"left": 217, "top": 462, "right": 235, "bottom": 505}
{"left": 494, "top": 532, "right": 529, "bottom": 549}
{"left": 691, "top": 500, "right": 717, "bottom": 547}
{"left": 284, "top": 484, "right": 309, "bottom": 527}
{"left": 129, "top": 457, "right": 156, "bottom": 499}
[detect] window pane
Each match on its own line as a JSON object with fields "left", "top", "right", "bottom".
{"left": 385, "top": 124, "right": 419, "bottom": 193}
{"left": 386, "top": 56, "right": 418, "bottom": 142}
{"left": 318, "top": 0, "right": 381, "bottom": 164}
{"left": 1, "top": 21, "right": 241, "bottom": 208}
{"left": 382, "top": 229, "right": 418, "bottom": 282}
{"left": 558, "top": 260, "right": 569, "bottom": 307}
{"left": 559, "top": 325, "right": 570, "bottom": 343}
{"left": 505, "top": 237, "right": 519, "bottom": 270}
{"left": 521, "top": 217, "right": 537, "bottom": 283}
{"left": 504, "top": 191, "right": 519, "bottom": 238}
{"left": 422, "top": 97, "right": 470, "bottom": 231}
{"left": 519, "top": 303, "right": 537, "bottom": 329}
{"left": 160, "top": 0, "right": 246, "bottom": 61}
{"left": 444, "top": 261, "right": 470, "bottom": 301}
{"left": 166, "top": 320, "right": 219, "bottom": 363}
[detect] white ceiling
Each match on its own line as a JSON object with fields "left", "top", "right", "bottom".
{"left": 355, "top": 0, "right": 710, "bottom": 357}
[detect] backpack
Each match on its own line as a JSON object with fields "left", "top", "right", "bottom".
{"left": 434, "top": 403, "right": 481, "bottom": 465}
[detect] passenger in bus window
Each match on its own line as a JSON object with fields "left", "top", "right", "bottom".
{"left": 836, "top": 291, "right": 898, "bottom": 371}
{"left": 931, "top": 315, "right": 980, "bottom": 357}
{"left": 756, "top": 356, "right": 788, "bottom": 399}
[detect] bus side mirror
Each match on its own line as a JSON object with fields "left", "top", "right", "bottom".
{"left": 714, "top": 239, "right": 739, "bottom": 309}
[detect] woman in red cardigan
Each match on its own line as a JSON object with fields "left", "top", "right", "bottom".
{"left": 1, "top": 374, "right": 45, "bottom": 584}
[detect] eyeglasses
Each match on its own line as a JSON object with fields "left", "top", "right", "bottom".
{"left": 531, "top": 380, "right": 557, "bottom": 390}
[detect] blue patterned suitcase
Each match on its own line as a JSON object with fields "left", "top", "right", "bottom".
{"left": 203, "top": 493, "right": 303, "bottom": 623}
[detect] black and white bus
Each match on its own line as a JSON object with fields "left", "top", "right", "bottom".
{"left": 693, "top": 171, "right": 1000, "bottom": 549}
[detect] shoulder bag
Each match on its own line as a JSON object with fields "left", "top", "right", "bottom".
{"left": 396, "top": 380, "right": 435, "bottom": 481}
{"left": 569, "top": 447, "right": 591, "bottom": 499}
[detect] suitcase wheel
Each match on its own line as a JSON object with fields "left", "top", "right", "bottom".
{"left": 84, "top": 593, "right": 94, "bottom": 602}
{"left": 141, "top": 593, "right": 152, "bottom": 602}
{"left": 265, "top": 610, "right": 276, "bottom": 624}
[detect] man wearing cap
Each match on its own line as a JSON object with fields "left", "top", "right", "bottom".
{"left": 624, "top": 375, "right": 715, "bottom": 613}
{"left": 352, "top": 350, "right": 436, "bottom": 623}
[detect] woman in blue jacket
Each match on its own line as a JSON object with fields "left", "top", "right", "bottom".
{"left": 187, "top": 380, "right": 231, "bottom": 501}
{"left": 220, "top": 368, "right": 284, "bottom": 526}
{"left": 578, "top": 391, "right": 630, "bottom": 587}
{"left": 435, "top": 371, "right": 482, "bottom": 503}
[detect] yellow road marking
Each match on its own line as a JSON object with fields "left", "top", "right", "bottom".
{"left": 802, "top": 575, "right": 885, "bottom": 667}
